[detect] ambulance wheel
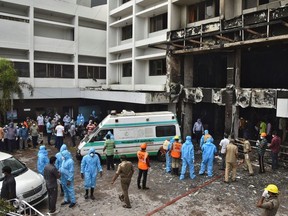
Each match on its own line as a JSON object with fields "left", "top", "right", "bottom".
{"left": 157, "top": 151, "right": 166, "bottom": 162}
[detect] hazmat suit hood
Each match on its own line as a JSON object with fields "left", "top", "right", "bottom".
{"left": 38, "top": 145, "right": 48, "bottom": 157}
{"left": 89, "top": 148, "right": 96, "bottom": 155}
{"left": 186, "top": 136, "right": 192, "bottom": 143}
{"left": 62, "top": 149, "right": 71, "bottom": 160}
{"left": 60, "top": 144, "right": 67, "bottom": 152}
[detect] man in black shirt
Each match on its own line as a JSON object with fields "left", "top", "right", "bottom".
{"left": 0, "top": 166, "right": 16, "bottom": 200}
{"left": 44, "top": 156, "right": 60, "bottom": 214}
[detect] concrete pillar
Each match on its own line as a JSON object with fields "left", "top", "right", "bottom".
{"left": 225, "top": 52, "right": 235, "bottom": 136}
{"left": 166, "top": 50, "right": 182, "bottom": 134}
{"left": 183, "top": 55, "right": 194, "bottom": 138}
{"left": 224, "top": 49, "right": 241, "bottom": 138}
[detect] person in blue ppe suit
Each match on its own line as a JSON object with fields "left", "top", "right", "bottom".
{"left": 55, "top": 144, "right": 68, "bottom": 196}
{"left": 200, "top": 130, "right": 214, "bottom": 148}
{"left": 180, "top": 136, "right": 196, "bottom": 180}
{"left": 105, "top": 131, "right": 114, "bottom": 140}
{"left": 165, "top": 138, "right": 174, "bottom": 173}
{"left": 37, "top": 145, "right": 49, "bottom": 176}
{"left": 199, "top": 137, "right": 217, "bottom": 177}
{"left": 81, "top": 148, "right": 103, "bottom": 200}
{"left": 59, "top": 149, "right": 76, "bottom": 208}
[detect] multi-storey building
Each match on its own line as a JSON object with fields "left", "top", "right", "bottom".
{"left": 107, "top": 0, "right": 288, "bottom": 140}
{"left": 0, "top": 0, "right": 107, "bottom": 120}
{"left": 2, "top": 0, "right": 288, "bottom": 141}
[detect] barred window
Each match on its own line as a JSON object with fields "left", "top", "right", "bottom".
{"left": 34, "top": 63, "right": 74, "bottom": 78}
{"left": 150, "top": 13, "right": 167, "bottom": 33}
{"left": 14, "top": 62, "right": 30, "bottom": 77}
{"left": 149, "top": 59, "right": 166, "bottom": 76}
{"left": 122, "top": 63, "right": 132, "bottom": 77}
{"left": 78, "top": 65, "right": 106, "bottom": 79}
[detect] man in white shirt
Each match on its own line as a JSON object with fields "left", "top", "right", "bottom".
{"left": 55, "top": 122, "right": 64, "bottom": 151}
{"left": 219, "top": 133, "right": 229, "bottom": 170}
{"left": 192, "top": 118, "right": 204, "bottom": 148}
{"left": 37, "top": 114, "right": 44, "bottom": 144}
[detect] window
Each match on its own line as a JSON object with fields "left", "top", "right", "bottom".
{"left": 122, "top": 0, "right": 130, "bottom": 4}
{"left": 122, "top": 63, "right": 132, "bottom": 77}
{"left": 122, "top": 25, "right": 132, "bottom": 40}
{"left": 243, "top": 0, "right": 257, "bottom": 9}
{"left": 91, "top": 129, "right": 113, "bottom": 142}
{"left": 34, "top": 63, "right": 74, "bottom": 78}
{"left": 150, "top": 13, "right": 167, "bottom": 33}
{"left": 156, "top": 125, "right": 176, "bottom": 137}
{"left": 62, "top": 65, "right": 74, "bottom": 78}
{"left": 14, "top": 62, "right": 29, "bottom": 77}
{"left": 259, "top": 0, "right": 269, "bottom": 5}
{"left": 188, "top": 0, "right": 219, "bottom": 23}
{"left": 34, "top": 63, "right": 46, "bottom": 77}
{"left": 78, "top": 65, "right": 106, "bottom": 79}
{"left": 149, "top": 59, "right": 166, "bottom": 76}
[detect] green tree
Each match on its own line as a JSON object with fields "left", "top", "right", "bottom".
{"left": 0, "top": 58, "right": 33, "bottom": 122}
{"left": 0, "top": 198, "right": 15, "bottom": 215}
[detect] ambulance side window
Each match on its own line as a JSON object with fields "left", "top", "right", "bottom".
{"left": 156, "top": 125, "right": 176, "bottom": 137}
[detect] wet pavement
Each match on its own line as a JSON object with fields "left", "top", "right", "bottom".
{"left": 11, "top": 137, "right": 288, "bottom": 216}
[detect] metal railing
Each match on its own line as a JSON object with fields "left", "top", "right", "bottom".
{"left": 0, "top": 199, "right": 45, "bottom": 216}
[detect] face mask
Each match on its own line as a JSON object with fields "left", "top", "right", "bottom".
{"left": 260, "top": 137, "right": 263, "bottom": 139}
{"left": 62, "top": 156, "right": 65, "bottom": 161}
{"left": 90, "top": 153, "right": 94, "bottom": 157}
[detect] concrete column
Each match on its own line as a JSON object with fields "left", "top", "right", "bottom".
{"left": 224, "top": 49, "right": 241, "bottom": 138}
{"left": 183, "top": 55, "right": 194, "bottom": 138}
{"left": 166, "top": 51, "right": 181, "bottom": 132}
{"left": 225, "top": 52, "right": 235, "bottom": 136}
{"left": 73, "top": 15, "right": 79, "bottom": 87}
{"left": 29, "top": 6, "right": 34, "bottom": 85}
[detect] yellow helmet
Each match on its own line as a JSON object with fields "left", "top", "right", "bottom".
{"left": 174, "top": 135, "right": 179, "bottom": 140}
{"left": 265, "top": 184, "right": 279, "bottom": 194}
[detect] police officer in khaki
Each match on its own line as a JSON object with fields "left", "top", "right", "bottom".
{"left": 224, "top": 139, "right": 238, "bottom": 183}
{"left": 242, "top": 136, "right": 254, "bottom": 176}
{"left": 111, "top": 155, "right": 134, "bottom": 209}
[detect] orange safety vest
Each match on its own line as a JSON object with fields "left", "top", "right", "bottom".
{"left": 171, "top": 142, "right": 182, "bottom": 159}
{"left": 137, "top": 151, "right": 149, "bottom": 170}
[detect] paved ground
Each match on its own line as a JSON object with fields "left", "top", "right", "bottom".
{"left": 12, "top": 137, "right": 288, "bottom": 216}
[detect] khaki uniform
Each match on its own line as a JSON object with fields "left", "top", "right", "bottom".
{"left": 225, "top": 143, "right": 238, "bottom": 182}
{"left": 116, "top": 160, "right": 134, "bottom": 207}
{"left": 243, "top": 140, "right": 254, "bottom": 175}
{"left": 260, "top": 196, "right": 280, "bottom": 216}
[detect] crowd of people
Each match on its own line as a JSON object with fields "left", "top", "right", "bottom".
{"left": 0, "top": 112, "right": 100, "bottom": 154}
{"left": 0, "top": 115, "right": 283, "bottom": 215}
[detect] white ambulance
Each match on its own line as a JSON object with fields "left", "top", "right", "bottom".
{"left": 76, "top": 110, "right": 181, "bottom": 161}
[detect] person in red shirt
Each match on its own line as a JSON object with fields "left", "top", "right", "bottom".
{"left": 268, "top": 131, "right": 281, "bottom": 171}
{"left": 86, "top": 120, "right": 96, "bottom": 135}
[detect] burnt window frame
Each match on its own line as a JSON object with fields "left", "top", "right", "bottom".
{"left": 187, "top": 0, "right": 219, "bottom": 23}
